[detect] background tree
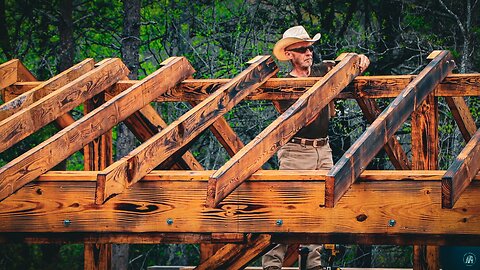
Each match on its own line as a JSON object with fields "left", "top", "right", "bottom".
{"left": 0, "top": 0, "right": 478, "bottom": 268}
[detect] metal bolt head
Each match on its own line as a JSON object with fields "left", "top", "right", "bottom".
{"left": 63, "top": 219, "right": 71, "bottom": 227}
{"left": 388, "top": 219, "right": 396, "bottom": 227}
{"left": 166, "top": 218, "right": 174, "bottom": 225}
{"left": 275, "top": 219, "right": 283, "bottom": 226}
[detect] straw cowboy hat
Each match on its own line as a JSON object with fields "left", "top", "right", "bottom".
{"left": 273, "top": 25, "right": 321, "bottom": 61}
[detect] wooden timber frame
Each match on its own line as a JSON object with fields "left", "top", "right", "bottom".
{"left": 1, "top": 50, "right": 480, "bottom": 269}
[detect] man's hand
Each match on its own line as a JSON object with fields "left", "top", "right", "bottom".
{"left": 358, "top": 54, "right": 370, "bottom": 73}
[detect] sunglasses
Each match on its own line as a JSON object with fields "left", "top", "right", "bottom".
{"left": 286, "top": 45, "right": 314, "bottom": 53}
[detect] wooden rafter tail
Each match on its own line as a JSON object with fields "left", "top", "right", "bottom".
{"left": 0, "top": 58, "right": 95, "bottom": 121}
{"left": 207, "top": 53, "right": 364, "bottom": 208}
{"left": 325, "top": 50, "right": 455, "bottom": 208}
{"left": 0, "top": 58, "right": 128, "bottom": 154}
{"left": 96, "top": 55, "right": 278, "bottom": 205}
{"left": 194, "top": 234, "right": 272, "bottom": 270}
{"left": 0, "top": 59, "right": 20, "bottom": 90}
{"left": 442, "top": 127, "right": 480, "bottom": 208}
{"left": 122, "top": 104, "right": 204, "bottom": 170}
{"left": 355, "top": 97, "right": 411, "bottom": 170}
{"left": 445, "top": 96, "right": 477, "bottom": 142}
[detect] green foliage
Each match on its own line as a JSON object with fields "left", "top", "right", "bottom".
{"left": 0, "top": 0, "right": 479, "bottom": 268}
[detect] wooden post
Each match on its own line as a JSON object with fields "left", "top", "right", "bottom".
{"left": 411, "top": 93, "right": 440, "bottom": 270}
{"left": 83, "top": 90, "right": 113, "bottom": 270}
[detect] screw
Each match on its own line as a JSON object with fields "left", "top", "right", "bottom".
{"left": 276, "top": 219, "right": 283, "bottom": 226}
{"left": 166, "top": 218, "right": 174, "bottom": 225}
{"left": 63, "top": 219, "right": 71, "bottom": 227}
{"left": 388, "top": 219, "right": 396, "bottom": 227}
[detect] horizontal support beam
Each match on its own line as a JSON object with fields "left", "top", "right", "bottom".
{"left": 1, "top": 173, "right": 480, "bottom": 239}
{"left": 36, "top": 170, "right": 480, "bottom": 182}
{"left": 7, "top": 73, "right": 480, "bottom": 102}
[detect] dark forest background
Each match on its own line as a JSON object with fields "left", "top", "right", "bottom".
{"left": 0, "top": 0, "right": 479, "bottom": 269}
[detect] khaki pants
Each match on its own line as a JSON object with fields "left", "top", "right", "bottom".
{"left": 262, "top": 142, "right": 333, "bottom": 269}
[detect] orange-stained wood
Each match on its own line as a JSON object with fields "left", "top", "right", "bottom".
{"left": 35, "top": 169, "right": 480, "bottom": 182}
{"left": 194, "top": 234, "right": 272, "bottom": 270}
{"left": 122, "top": 104, "right": 203, "bottom": 170}
{"left": 207, "top": 53, "right": 364, "bottom": 208}
{"left": 189, "top": 100, "right": 244, "bottom": 157}
{"left": 355, "top": 97, "right": 411, "bottom": 170}
{"left": 7, "top": 73, "right": 480, "bottom": 102}
{"left": 0, "top": 58, "right": 127, "bottom": 153}
{"left": 442, "top": 127, "right": 480, "bottom": 208}
{"left": 0, "top": 59, "right": 18, "bottom": 90}
{"left": 0, "top": 59, "right": 95, "bottom": 120}
{"left": 325, "top": 50, "right": 455, "bottom": 208}
{"left": 84, "top": 243, "right": 111, "bottom": 270}
{"left": 0, "top": 57, "right": 193, "bottom": 202}
{"left": 2, "top": 179, "right": 480, "bottom": 237}
{"left": 411, "top": 93, "right": 440, "bottom": 270}
{"left": 95, "top": 55, "right": 278, "bottom": 204}
{"left": 445, "top": 96, "right": 477, "bottom": 142}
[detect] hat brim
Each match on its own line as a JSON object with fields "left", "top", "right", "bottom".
{"left": 273, "top": 33, "right": 321, "bottom": 61}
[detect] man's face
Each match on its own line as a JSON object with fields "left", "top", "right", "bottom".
{"left": 285, "top": 41, "right": 314, "bottom": 69}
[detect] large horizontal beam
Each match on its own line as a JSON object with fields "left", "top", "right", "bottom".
{"left": 6, "top": 73, "right": 480, "bottom": 102}
{"left": 35, "top": 169, "right": 480, "bottom": 182}
{"left": 1, "top": 173, "right": 479, "bottom": 240}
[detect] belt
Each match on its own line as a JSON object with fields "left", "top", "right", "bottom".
{"left": 290, "top": 136, "right": 329, "bottom": 147}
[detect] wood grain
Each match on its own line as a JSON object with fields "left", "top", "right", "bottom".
{"left": 325, "top": 50, "right": 455, "bottom": 208}
{"left": 95, "top": 55, "right": 278, "bottom": 204}
{"left": 0, "top": 58, "right": 127, "bottom": 153}
{"left": 442, "top": 127, "right": 480, "bottom": 208}
{"left": 0, "top": 59, "right": 18, "bottom": 90}
{"left": 208, "top": 53, "right": 363, "bottom": 208}
{"left": 0, "top": 59, "right": 94, "bottom": 120}
{"left": 355, "top": 97, "right": 411, "bottom": 170}
{"left": 0, "top": 57, "right": 193, "bottom": 202}
{"left": 1, "top": 178, "right": 480, "bottom": 237}
{"left": 194, "top": 234, "right": 272, "bottom": 270}
{"left": 445, "top": 96, "right": 477, "bottom": 142}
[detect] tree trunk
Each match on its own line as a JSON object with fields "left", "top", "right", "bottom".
{"left": 112, "top": 0, "right": 141, "bottom": 269}
{"left": 57, "top": 0, "right": 74, "bottom": 73}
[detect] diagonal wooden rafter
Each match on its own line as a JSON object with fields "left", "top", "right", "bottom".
{"left": 95, "top": 55, "right": 278, "bottom": 204}
{"left": 123, "top": 104, "right": 204, "bottom": 170}
{"left": 445, "top": 96, "right": 477, "bottom": 142}
{"left": 325, "top": 50, "right": 455, "bottom": 208}
{"left": 355, "top": 97, "right": 411, "bottom": 169}
{"left": 189, "top": 100, "right": 245, "bottom": 157}
{"left": 442, "top": 126, "right": 480, "bottom": 208}
{"left": 206, "top": 53, "right": 364, "bottom": 208}
{"left": 0, "top": 58, "right": 128, "bottom": 153}
{"left": 0, "top": 57, "right": 194, "bottom": 202}
{"left": 0, "top": 59, "right": 95, "bottom": 120}
{"left": 194, "top": 234, "right": 273, "bottom": 270}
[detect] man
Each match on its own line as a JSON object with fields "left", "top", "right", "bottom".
{"left": 262, "top": 25, "right": 369, "bottom": 270}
